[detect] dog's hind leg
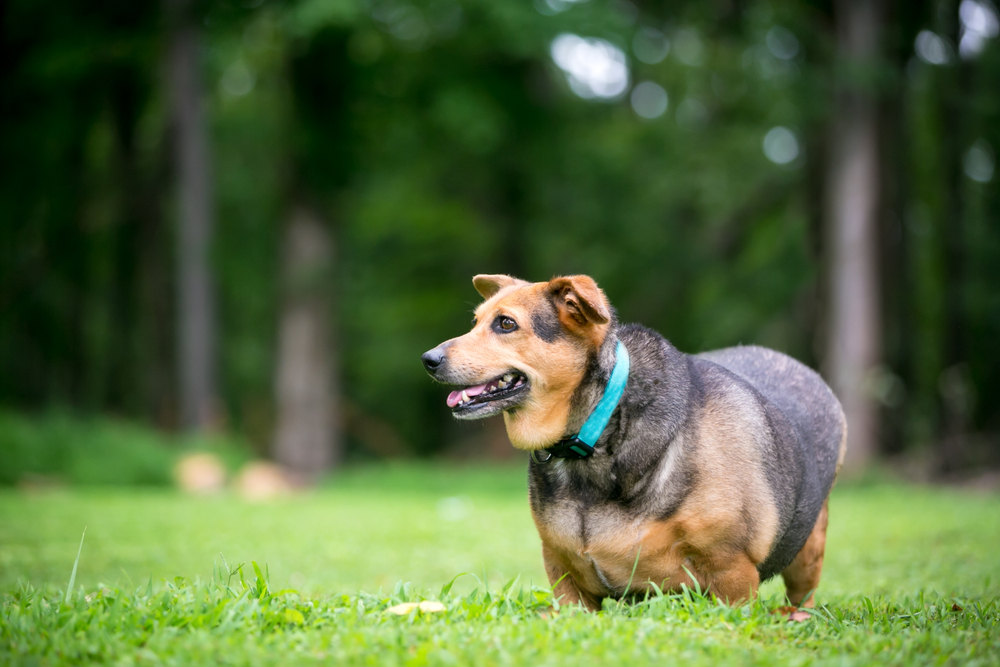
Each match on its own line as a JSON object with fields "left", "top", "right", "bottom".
{"left": 781, "top": 500, "right": 829, "bottom": 608}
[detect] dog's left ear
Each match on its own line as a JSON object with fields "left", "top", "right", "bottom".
{"left": 548, "top": 275, "right": 611, "bottom": 326}
{"left": 473, "top": 274, "right": 524, "bottom": 299}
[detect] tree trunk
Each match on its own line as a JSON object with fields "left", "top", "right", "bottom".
{"left": 167, "top": 0, "right": 217, "bottom": 431}
{"left": 273, "top": 205, "right": 340, "bottom": 480}
{"left": 938, "top": 18, "right": 972, "bottom": 475}
{"left": 823, "top": 0, "right": 884, "bottom": 474}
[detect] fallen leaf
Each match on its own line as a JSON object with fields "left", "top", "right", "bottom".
{"left": 386, "top": 601, "right": 446, "bottom": 615}
{"left": 952, "top": 603, "right": 964, "bottom": 612}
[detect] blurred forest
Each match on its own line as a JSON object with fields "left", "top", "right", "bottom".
{"left": 1, "top": 0, "right": 998, "bottom": 481}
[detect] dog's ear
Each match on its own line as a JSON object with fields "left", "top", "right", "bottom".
{"left": 473, "top": 274, "right": 523, "bottom": 299}
{"left": 548, "top": 275, "right": 611, "bottom": 327}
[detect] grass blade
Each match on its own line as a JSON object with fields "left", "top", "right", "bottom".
{"left": 65, "top": 527, "right": 87, "bottom": 604}
{"left": 622, "top": 545, "right": 642, "bottom": 597}
{"left": 439, "top": 572, "right": 469, "bottom": 599}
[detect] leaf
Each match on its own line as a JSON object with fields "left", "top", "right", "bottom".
{"left": 284, "top": 608, "right": 305, "bottom": 625}
{"left": 385, "top": 601, "right": 446, "bottom": 615}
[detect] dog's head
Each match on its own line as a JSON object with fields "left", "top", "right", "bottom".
{"left": 421, "top": 274, "right": 612, "bottom": 450}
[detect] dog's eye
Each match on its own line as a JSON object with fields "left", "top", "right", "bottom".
{"left": 493, "top": 316, "right": 518, "bottom": 333}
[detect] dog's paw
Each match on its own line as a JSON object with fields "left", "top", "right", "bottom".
{"left": 774, "top": 606, "right": 812, "bottom": 622}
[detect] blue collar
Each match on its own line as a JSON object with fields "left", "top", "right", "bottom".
{"left": 531, "top": 340, "right": 630, "bottom": 463}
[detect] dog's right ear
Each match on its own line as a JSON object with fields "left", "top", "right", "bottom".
{"left": 547, "top": 275, "right": 611, "bottom": 327}
{"left": 473, "top": 274, "right": 524, "bottom": 299}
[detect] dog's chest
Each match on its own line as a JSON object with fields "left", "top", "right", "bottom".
{"left": 532, "top": 494, "right": 649, "bottom": 595}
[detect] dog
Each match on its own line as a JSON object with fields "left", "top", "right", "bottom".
{"left": 421, "top": 274, "right": 845, "bottom": 610}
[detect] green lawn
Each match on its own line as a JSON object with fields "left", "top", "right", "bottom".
{"left": 2, "top": 463, "right": 999, "bottom": 665}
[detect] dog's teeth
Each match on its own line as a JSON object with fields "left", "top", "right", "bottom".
{"left": 498, "top": 380, "right": 507, "bottom": 389}
{"left": 503, "top": 374, "right": 513, "bottom": 382}
{"left": 461, "top": 390, "right": 470, "bottom": 403}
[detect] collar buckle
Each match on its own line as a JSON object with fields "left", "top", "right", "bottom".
{"left": 529, "top": 449, "right": 553, "bottom": 464}
{"left": 547, "top": 437, "right": 595, "bottom": 460}
{"left": 530, "top": 437, "right": 594, "bottom": 464}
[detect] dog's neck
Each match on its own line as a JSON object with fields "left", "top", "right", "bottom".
{"left": 563, "top": 328, "right": 621, "bottom": 438}
{"left": 534, "top": 324, "right": 696, "bottom": 499}
{"left": 501, "top": 325, "right": 617, "bottom": 451}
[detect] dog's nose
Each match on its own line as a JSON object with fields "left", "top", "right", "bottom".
{"left": 421, "top": 348, "right": 446, "bottom": 373}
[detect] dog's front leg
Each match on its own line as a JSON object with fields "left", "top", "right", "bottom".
{"left": 704, "top": 554, "right": 761, "bottom": 605}
{"left": 542, "top": 544, "right": 601, "bottom": 611}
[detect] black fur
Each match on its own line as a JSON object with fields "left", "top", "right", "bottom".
{"left": 528, "top": 322, "right": 843, "bottom": 584}
{"left": 530, "top": 299, "right": 564, "bottom": 344}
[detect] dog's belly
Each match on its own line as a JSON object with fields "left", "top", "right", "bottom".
{"left": 534, "top": 501, "right": 695, "bottom": 598}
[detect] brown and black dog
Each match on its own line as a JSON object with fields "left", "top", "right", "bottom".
{"left": 421, "top": 274, "right": 846, "bottom": 610}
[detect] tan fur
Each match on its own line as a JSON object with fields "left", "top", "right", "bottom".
{"left": 531, "top": 392, "right": 779, "bottom": 605}
{"left": 472, "top": 274, "right": 526, "bottom": 299}
{"left": 536, "top": 503, "right": 762, "bottom": 605}
{"left": 834, "top": 409, "right": 848, "bottom": 479}
{"left": 781, "top": 501, "right": 829, "bottom": 607}
{"left": 442, "top": 278, "right": 610, "bottom": 450}
{"left": 543, "top": 544, "right": 602, "bottom": 611}
{"left": 547, "top": 276, "right": 611, "bottom": 348}
{"left": 693, "top": 394, "right": 780, "bottom": 565}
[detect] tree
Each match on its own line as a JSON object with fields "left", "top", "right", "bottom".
{"left": 823, "top": 0, "right": 886, "bottom": 473}
{"left": 167, "top": 0, "right": 217, "bottom": 431}
{"left": 273, "top": 205, "right": 339, "bottom": 478}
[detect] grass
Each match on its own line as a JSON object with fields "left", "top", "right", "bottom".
{"left": 1, "top": 462, "right": 999, "bottom": 665}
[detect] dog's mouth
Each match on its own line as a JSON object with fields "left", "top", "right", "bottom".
{"left": 446, "top": 371, "right": 529, "bottom": 415}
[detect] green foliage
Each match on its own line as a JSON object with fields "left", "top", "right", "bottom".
{"left": 0, "top": 410, "right": 250, "bottom": 486}
{"left": 2, "top": 0, "right": 999, "bottom": 462}
{"left": 1, "top": 465, "right": 999, "bottom": 665}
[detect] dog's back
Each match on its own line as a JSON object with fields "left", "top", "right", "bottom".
{"left": 697, "top": 345, "right": 846, "bottom": 579}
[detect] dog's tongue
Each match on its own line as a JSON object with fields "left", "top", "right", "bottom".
{"left": 446, "top": 383, "right": 488, "bottom": 408}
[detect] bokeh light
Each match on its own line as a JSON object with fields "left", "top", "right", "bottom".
{"left": 673, "top": 28, "right": 704, "bottom": 66}
{"left": 534, "top": 0, "right": 588, "bottom": 16}
{"left": 915, "top": 30, "right": 952, "bottom": 65}
{"left": 766, "top": 26, "right": 800, "bottom": 60}
{"left": 630, "top": 81, "right": 668, "bottom": 119}
{"left": 762, "top": 126, "right": 800, "bottom": 165}
{"left": 550, "top": 33, "right": 630, "bottom": 100}
{"left": 959, "top": 0, "right": 1000, "bottom": 59}
{"left": 220, "top": 61, "right": 256, "bottom": 96}
{"left": 632, "top": 27, "right": 670, "bottom": 64}
{"left": 964, "top": 140, "right": 995, "bottom": 182}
